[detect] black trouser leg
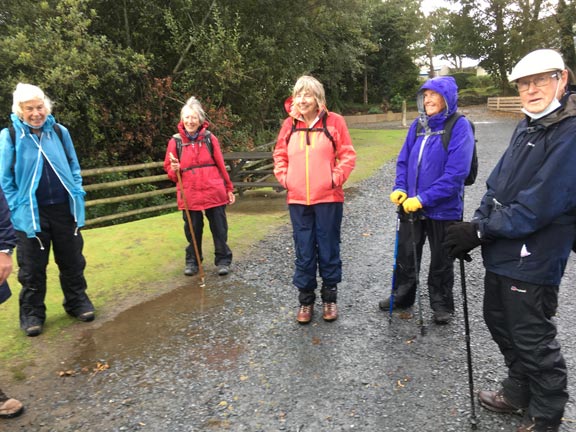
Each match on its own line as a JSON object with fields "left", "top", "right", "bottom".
{"left": 393, "top": 218, "right": 425, "bottom": 307}
{"left": 205, "top": 205, "right": 232, "bottom": 266}
{"left": 426, "top": 219, "right": 454, "bottom": 313}
{"left": 183, "top": 210, "right": 204, "bottom": 265}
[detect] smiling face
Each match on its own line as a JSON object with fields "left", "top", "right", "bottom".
{"left": 293, "top": 90, "right": 320, "bottom": 121}
{"left": 517, "top": 70, "right": 567, "bottom": 114}
{"left": 21, "top": 99, "right": 47, "bottom": 129}
{"left": 423, "top": 90, "right": 446, "bottom": 116}
{"left": 181, "top": 106, "right": 201, "bottom": 134}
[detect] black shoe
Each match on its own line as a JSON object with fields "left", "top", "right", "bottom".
{"left": 25, "top": 324, "right": 42, "bottom": 337}
{"left": 184, "top": 264, "right": 198, "bottom": 276}
{"left": 433, "top": 311, "right": 453, "bottom": 325}
{"left": 378, "top": 297, "right": 411, "bottom": 311}
{"left": 77, "top": 311, "right": 95, "bottom": 322}
{"left": 218, "top": 266, "right": 230, "bottom": 276}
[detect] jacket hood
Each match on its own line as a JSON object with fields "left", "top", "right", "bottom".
{"left": 416, "top": 76, "right": 458, "bottom": 129}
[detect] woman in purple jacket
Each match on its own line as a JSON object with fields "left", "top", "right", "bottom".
{"left": 379, "top": 76, "right": 475, "bottom": 324}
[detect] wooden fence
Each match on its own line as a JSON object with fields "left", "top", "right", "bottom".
{"left": 83, "top": 151, "right": 280, "bottom": 226}
{"left": 487, "top": 96, "right": 522, "bottom": 112}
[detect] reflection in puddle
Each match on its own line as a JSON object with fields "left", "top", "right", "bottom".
{"left": 65, "top": 278, "right": 251, "bottom": 373}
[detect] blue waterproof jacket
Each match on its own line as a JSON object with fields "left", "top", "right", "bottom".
{"left": 0, "top": 114, "right": 86, "bottom": 238}
{"left": 473, "top": 92, "right": 576, "bottom": 286}
{"left": 394, "top": 76, "right": 474, "bottom": 220}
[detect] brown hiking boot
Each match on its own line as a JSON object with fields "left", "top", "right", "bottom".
{"left": 296, "top": 304, "right": 313, "bottom": 324}
{"left": 322, "top": 302, "right": 338, "bottom": 321}
{"left": 0, "top": 390, "right": 24, "bottom": 419}
{"left": 478, "top": 389, "right": 524, "bottom": 414}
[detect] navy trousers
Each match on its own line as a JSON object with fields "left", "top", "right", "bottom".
{"left": 289, "top": 202, "right": 343, "bottom": 300}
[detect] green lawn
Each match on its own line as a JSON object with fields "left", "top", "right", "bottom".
{"left": 0, "top": 128, "right": 406, "bottom": 376}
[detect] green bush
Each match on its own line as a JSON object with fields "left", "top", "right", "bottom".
{"left": 390, "top": 94, "right": 405, "bottom": 112}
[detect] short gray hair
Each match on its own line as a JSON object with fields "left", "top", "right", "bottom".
{"left": 12, "top": 83, "right": 52, "bottom": 119}
{"left": 292, "top": 75, "right": 326, "bottom": 110}
{"left": 180, "top": 96, "right": 206, "bottom": 123}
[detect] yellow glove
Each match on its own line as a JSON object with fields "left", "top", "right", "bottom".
{"left": 402, "top": 197, "right": 422, "bottom": 213}
{"left": 390, "top": 190, "right": 407, "bottom": 205}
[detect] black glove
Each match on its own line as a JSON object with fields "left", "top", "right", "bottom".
{"left": 443, "top": 222, "right": 482, "bottom": 260}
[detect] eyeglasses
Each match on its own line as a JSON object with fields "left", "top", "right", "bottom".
{"left": 516, "top": 72, "right": 559, "bottom": 93}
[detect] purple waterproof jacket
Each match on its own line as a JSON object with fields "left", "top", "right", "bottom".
{"left": 393, "top": 76, "right": 475, "bottom": 220}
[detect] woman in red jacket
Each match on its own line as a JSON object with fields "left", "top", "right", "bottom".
{"left": 164, "top": 97, "right": 235, "bottom": 276}
{"left": 273, "top": 76, "right": 356, "bottom": 324}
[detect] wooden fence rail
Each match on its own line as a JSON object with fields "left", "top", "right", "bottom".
{"left": 487, "top": 96, "right": 522, "bottom": 112}
{"left": 83, "top": 151, "right": 281, "bottom": 226}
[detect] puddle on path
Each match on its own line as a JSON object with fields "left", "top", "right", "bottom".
{"left": 62, "top": 277, "right": 253, "bottom": 372}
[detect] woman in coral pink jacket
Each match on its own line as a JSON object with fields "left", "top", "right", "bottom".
{"left": 164, "top": 97, "right": 235, "bottom": 277}
{"left": 273, "top": 75, "right": 356, "bottom": 324}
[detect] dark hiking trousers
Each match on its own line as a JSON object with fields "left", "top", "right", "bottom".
{"left": 393, "top": 216, "right": 455, "bottom": 313}
{"left": 289, "top": 202, "right": 343, "bottom": 304}
{"left": 17, "top": 203, "right": 93, "bottom": 329}
{"left": 483, "top": 271, "right": 567, "bottom": 426}
{"left": 183, "top": 205, "right": 232, "bottom": 267}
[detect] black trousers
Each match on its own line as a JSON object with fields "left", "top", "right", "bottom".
{"left": 393, "top": 216, "right": 455, "bottom": 313}
{"left": 17, "top": 203, "right": 93, "bottom": 329}
{"left": 484, "top": 271, "right": 567, "bottom": 426}
{"left": 183, "top": 205, "right": 232, "bottom": 267}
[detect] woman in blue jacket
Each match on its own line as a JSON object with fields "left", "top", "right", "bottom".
{"left": 0, "top": 83, "right": 95, "bottom": 337}
{"left": 379, "top": 76, "right": 475, "bottom": 324}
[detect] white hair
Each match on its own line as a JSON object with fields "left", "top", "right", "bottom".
{"left": 12, "top": 83, "right": 52, "bottom": 118}
{"left": 180, "top": 96, "right": 205, "bottom": 123}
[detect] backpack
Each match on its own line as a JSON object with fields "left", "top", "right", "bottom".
{"left": 287, "top": 114, "right": 336, "bottom": 151}
{"left": 417, "top": 112, "right": 478, "bottom": 186}
{"left": 173, "top": 131, "right": 214, "bottom": 161}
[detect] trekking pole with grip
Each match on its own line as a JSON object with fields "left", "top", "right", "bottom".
{"left": 170, "top": 152, "right": 206, "bottom": 287}
{"left": 459, "top": 256, "right": 478, "bottom": 428}
{"left": 387, "top": 206, "right": 402, "bottom": 324}
{"left": 408, "top": 212, "right": 426, "bottom": 336}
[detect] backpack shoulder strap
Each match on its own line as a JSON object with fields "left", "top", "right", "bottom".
{"left": 322, "top": 114, "right": 336, "bottom": 151}
{"left": 172, "top": 133, "right": 184, "bottom": 160}
{"left": 441, "top": 112, "right": 465, "bottom": 150}
{"left": 9, "top": 126, "right": 15, "bottom": 144}
{"left": 203, "top": 130, "right": 214, "bottom": 160}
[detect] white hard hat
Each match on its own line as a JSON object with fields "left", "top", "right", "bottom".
{"left": 508, "top": 49, "right": 565, "bottom": 82}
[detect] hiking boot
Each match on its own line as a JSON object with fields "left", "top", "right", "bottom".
{"left": 322, "top": 302, "right": 338, "bottom": 322}
{"left": 296, "top": 304, "right": 314, "bottom": 324}
{"left": 0, "top": 396, "right": 24, "bottom": 419}
{"left": 433, "top": 310, "right": 453, "bottom": 325}
{"left": 184, "top": 263, "right": 198, "bottom": 276}
{"left": 478, "top": 389, "right": 524, "bottom": 414}
{"left": 218, "top": 266, "right": 230, "bottom": 276}
{"left": 77, "top": 311, "right": 95, "bottom": 322}
{"left": 517, "top": 418, "right": 560, "bottom": 432}
{"left": 378, "top": 297, "right": 411, "bottom": 311}
{"left": 25, "top": 324, "right": 42, "bottom": 337}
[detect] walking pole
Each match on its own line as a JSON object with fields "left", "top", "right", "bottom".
{"left": 170, "top": 153, "right": 206, "bottom": 287}
{"left": 387, "top": 206, "right": 402, "bottom": 324}
{"left": 408, "top": 212, "right": 426, "bottom": 336}
{"left": 459, "top": 256, "right": 478, "bottom": 428}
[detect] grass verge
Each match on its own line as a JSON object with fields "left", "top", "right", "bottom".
{"left": 0, "top": 128, "right": 406, "bottom": 374}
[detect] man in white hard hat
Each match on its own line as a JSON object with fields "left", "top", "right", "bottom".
{"left": 444, "top": 49, "right": 576, "bottom": 432}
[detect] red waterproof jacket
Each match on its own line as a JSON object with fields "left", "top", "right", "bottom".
{"left": 273, "top": 110, "right": 356, "bottom": 205}
{"left": 164, "top": 121, "right": 233, "bottom": 211}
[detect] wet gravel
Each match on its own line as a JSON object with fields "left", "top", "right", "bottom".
{"left": 8, "top": 108, "right": 576, "bottom": 431}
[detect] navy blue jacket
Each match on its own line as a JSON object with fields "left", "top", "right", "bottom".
{"left": 394, "top": 76, "right": 475, "bottom": 220}
{"left": 474, "top": 92, "right": 576, "bottom": 285}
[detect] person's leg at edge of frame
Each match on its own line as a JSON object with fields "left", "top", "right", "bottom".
{"left": 16, "top": 231, "right": 50, "bottom": 337}
{"left": 205, "top": 205, "right": 233, "bottom": 276}
{"left": 427, "top": 219, "right": 455, "bottom": 324}
{"left": 48, "top": 204, "right": 94, "bottom": 323}
{"left": 289, "top": 204, "right": 318, "bottom": 324}
{"left": 316, "top": 202, "right": 342, "bottom": 322}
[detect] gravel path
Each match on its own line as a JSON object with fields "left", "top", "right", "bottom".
{"left": 7, "top": 108, "right": 576, "bottom": 431}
